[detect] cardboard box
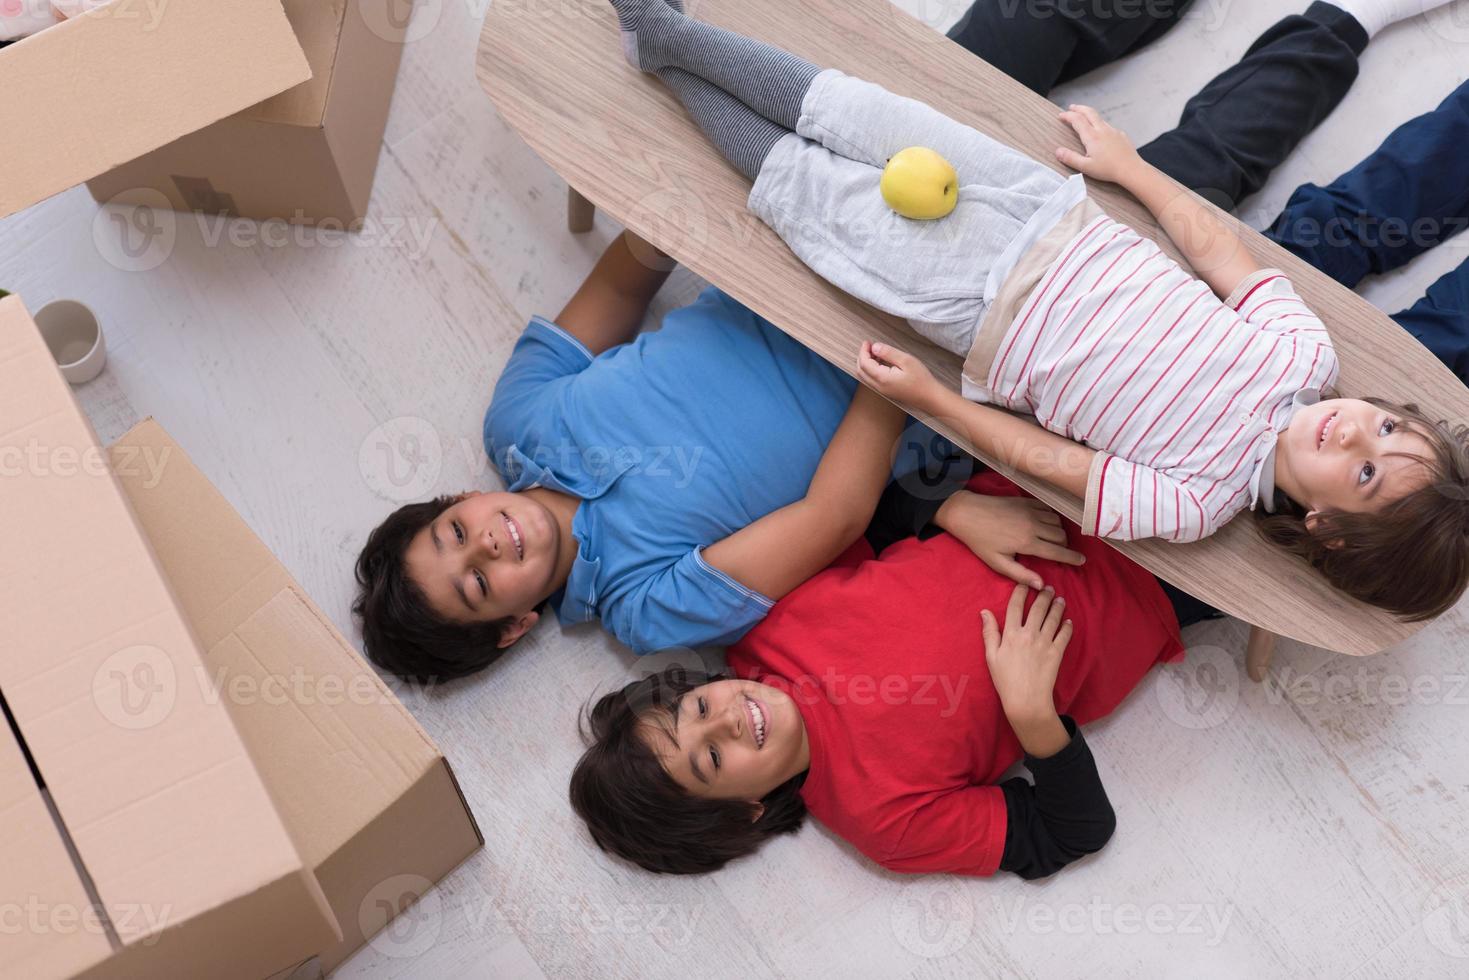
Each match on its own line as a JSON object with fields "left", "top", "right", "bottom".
{"left": 0, "top": 709, "right": 114, "bottom": 978}
{"left": 1, "top": 293, "right": 482, "bottom": 978}
{"left": 0, "top": 294, "right": 339, "bottom": 977}
{"left": 111, "top": 418, "right": 484, "bottom": 974}
{"left": 0, "top": 0, "right": 312, "bottom": 220}
{"left": 86, "top": 0, "right": 414, "bottom": 226}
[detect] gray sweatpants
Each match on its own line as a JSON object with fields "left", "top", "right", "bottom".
{"left": 747, "top": 67, "right": 1070, "bottom": 355}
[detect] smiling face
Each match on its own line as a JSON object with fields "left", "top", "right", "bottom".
{"left": 641, "top": 678, "right": 810, "bottom": 804}
{"left": 403, "top": 491, "right": 563, "bottom": 639}
{"left": 1276, "top": 398, "right": 1435, "bottom": 517}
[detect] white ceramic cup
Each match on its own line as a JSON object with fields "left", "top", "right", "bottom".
{"left": 34, "top": 300, "right": 107, "bottom": 385}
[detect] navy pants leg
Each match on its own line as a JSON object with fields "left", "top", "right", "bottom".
{"left": 1393, "top": 260, "right": 1469, "bottom": 381}
{"left": 945, "top": 0, "right": 1197, "bottom": 95}
{"left": 1267, "top": 80, "right": 1469, "bottom": 285}
{"left": 947, "top": 2, "right": 1366, "bottom": 212}
{"left": 1266, "top": 80, "right": 1469, "bottom": 380}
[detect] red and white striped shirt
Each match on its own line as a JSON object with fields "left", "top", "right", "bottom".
{"left": 980, "top": 211, "right": 1338, "bottom": 543}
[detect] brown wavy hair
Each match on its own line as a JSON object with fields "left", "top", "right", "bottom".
{"left": 1254, "top": 399, "right": 1469, "bottom": 620}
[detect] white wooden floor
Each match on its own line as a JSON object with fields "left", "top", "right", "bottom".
{"left": 4, "top": 1, "right": 1469, "bottom": 977}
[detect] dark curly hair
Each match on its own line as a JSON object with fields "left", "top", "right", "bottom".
{"left": 1255, "top": 399, "right": 1469, "bottom": 621}
{"left": 352, "top": 495, "right": 543, "bottom": 682}
{"left": 569, "top": 666, "right": 808, "bottom": 875}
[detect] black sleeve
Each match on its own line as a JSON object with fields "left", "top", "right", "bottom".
{"left": 863, "top": 456, "right": 977, "bottom": 556}
{"left": 997, "top": 715, "right": 1117, "bottom": 880}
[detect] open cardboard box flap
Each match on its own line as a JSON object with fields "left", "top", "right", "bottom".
{"left": 110, "top": 417, "right": 485, "bottom": 973}
{"left": 0, "top": 294, "right": 338, "bottom": 978}
{"left": 0, "top": 0, "right": 311, "bottom": 219}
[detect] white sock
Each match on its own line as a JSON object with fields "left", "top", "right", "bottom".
{"left": 1330, "top": 0, "right": 1460, "bottom": 37}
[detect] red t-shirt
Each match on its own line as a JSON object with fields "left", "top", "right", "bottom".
{"left": 726, "top": 472, "right": 1184, "bottom": 876}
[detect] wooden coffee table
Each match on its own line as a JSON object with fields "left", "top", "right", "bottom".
{"left": 477, "top": 0, "right": 1469, "bottom": 667}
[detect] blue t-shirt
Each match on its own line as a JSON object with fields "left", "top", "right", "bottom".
{"left": 484, "top": 286, "right": 856, "bottom": 653}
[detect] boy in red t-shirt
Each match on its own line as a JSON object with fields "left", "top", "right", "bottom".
{"left": 570, "top": 475, "right": 1183, "bottom": 878}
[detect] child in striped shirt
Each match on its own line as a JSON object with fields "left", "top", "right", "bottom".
{"left": 608, "top": 0, "right": 1469, "bottom": 620}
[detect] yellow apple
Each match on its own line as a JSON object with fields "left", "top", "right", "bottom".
{"left": 880, "top": 146, "right": 959, "bottom": 220}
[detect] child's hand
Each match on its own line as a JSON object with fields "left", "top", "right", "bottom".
{"left": 936, "top": 492, "right": 1085, "bottom": 591}
{"left": 1056, "top": 104, "right": 1144, "bottom": 186}
{"left": 857, "top": 341, "right": 941, "bottom": 412}
{"left": 981, "top": 584, "right": 1072, "bottom": 730}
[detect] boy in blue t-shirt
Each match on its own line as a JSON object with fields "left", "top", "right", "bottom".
{"left": 355, "top": 231, "right": 901, "bottom": 679}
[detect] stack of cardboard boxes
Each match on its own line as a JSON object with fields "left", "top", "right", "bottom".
{"left": 1, "top": 2, "right": 483, "bottom": 976}
{"left": 2, "top": 0, "right": 412, "bottom": 226}
{"left": 1, "top": 293, "right": 482, "bottom": 978}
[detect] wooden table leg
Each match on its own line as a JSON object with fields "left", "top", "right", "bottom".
{"left": 567, "top": 185, "right": 595, "bottom": 233}
{"left": 1246, "top": 626, "right": 1278, "bottom": 683}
